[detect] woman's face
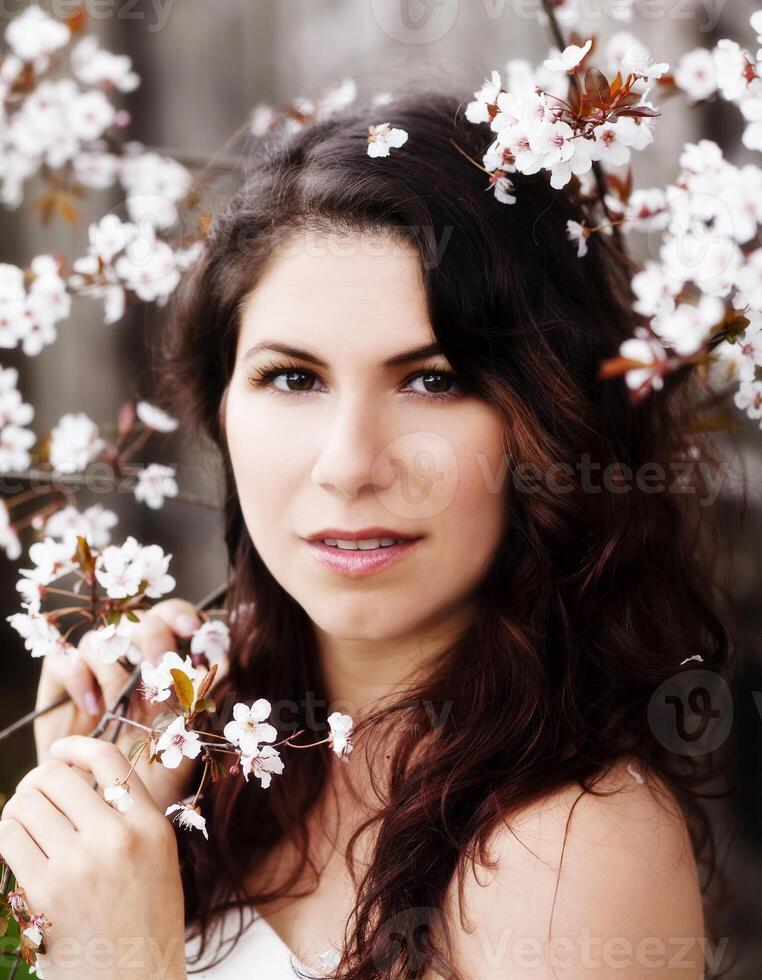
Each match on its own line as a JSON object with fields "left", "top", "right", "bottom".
{"left": 224, "top": 227, "right": 507, "bottom": 643}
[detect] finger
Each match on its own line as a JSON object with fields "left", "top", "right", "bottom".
{"left": 145, "top": 599, "right": 203, "bottom": 639}
{"left": 15, "top": 759, "right": 111, "bottom": 833}
{"left": 48, "top": 736, "right": 156, "bottom": 814}
{"left": 38, "top": 634, "right": 129, "bottom": 719}
{"left": 36, "top": 644, "right": 101, "bottom": 717}
{"left": 1, "top": 788, "right": 77, "bottom": 858}
{"left": 0, "top": 818, "right": 48, "bottom": 889}
{"left": 131, "top": 613, "right": 188, "bottom": 667}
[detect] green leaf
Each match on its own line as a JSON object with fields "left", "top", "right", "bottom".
{"left": 193, "top": 697, "right": 216, "bottom": 716}
{"left": 128, "top": 736, "right": 149, "bottom": 762}
{"left": 210, "top": 758, "right": 230, "bottom": 783}
{"left": 125, "top": 610, "right": 140, "bottom": 623}
{"left": 152, "top": 710, "right": 178, "bottom": 728}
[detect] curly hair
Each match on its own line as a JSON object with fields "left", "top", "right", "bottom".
{"left": 159, "top": 87, "right": 735, "bottom": 979}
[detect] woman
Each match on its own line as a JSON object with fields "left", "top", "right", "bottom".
{"left": 20, "top": 89, "right": 732, "bottom": 979}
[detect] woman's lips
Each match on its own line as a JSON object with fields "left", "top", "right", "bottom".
{"left": 304, "top": 538, "right": 423, "bottom": 577}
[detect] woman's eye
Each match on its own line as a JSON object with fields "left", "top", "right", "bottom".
{"left": 270, "top": 370, "right": 319, "bottom": 393}
{"left": 405, "top": 371, "right": 461, "bottom": 400}
{"left": 248, "top": 365, "right": 462, "bottom": 401}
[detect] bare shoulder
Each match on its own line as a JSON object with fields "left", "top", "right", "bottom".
{"left": 434, "top": 760, "right": 706, "bottom": 980}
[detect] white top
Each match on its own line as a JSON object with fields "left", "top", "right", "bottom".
{"left": 185, "top": 906, "right": 341, "bottom": 979}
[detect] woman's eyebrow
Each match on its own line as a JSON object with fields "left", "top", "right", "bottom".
{"left": 241, "top": 340, "right": 444, "bottom": 368}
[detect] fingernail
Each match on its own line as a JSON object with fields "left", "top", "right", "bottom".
{"left": 84, "top": 690, "right": 101, "bottom": 716}
{"left": 175, "top": 613, "right": 200, "bottom": 637}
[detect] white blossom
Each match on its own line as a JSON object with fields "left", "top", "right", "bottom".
{"left": 674, "top": 48, "right": 718, "bottom": 102}
{"left": 0, "top": 500, "right": 21, "bottom": 561}
{"left": 93, "top": 621, "right": 141, "bottom": 665}
{"left": 0, "top": 423, "right": 36, "bottom": 473}
{"left": 240, "top": 744, "right": 285, "bottom": 788}
{"left": 734, "top": 378, "right": 762, "bottom": 420}
{"left": 5, "top": 5, "right": 69, "bottom": 63}
{"left": 713, "top": 39, "right": 755, "bottom": 102}
{"left": 753, "top": 10, "right": 762, "bottom": 44}
{"left": 620, "top": 47, "right": 669, "bottom": 80}
{"left": 49, "top": 412, "right": 105, "bottom": 474}
{"left": 620, "top": 334, "right": 668, "bottom": 392}
{"left": 140, "top": 658, "right": 175, "bottom": 704}
{"left": 136, "top": 400, "right": 178, "bottom": 432}
{"left": 119, "top": 151, "right": 192, "bottom": 230}
{"left": 71, "top": 35, "right": 140, "bottom": 93}
{"left": 651, "top": 296, "right": 725, "bottom": 356}
{"left": 165, "top": 801, "right": 208, "bottom": 839}
{"left": 543, "top": 40, "right": 592, "bottom": 74}
{"left": 21, "top": 536, "right": 78, "bottom": 586}
{"left": 465, "top": 71, "right": 502, "bottom": 124}
{"left": 566, "top": 220, "right": 588, "bottom": 258}
{"left": 113, "top": 229, "right": 180, "bottom": 303}
{"left": 224, "top": 700, "right": 277, "bottom": 755}
{"left": 156, "top": 716, "right": 202, "bottom": 769}
{"left": 367, "top": 123, "right": 409, "bottom": 158}
{"left": 134, "top": 463, "right": 178, "bottom": 510}
{"left": 740, "top": 95, "right": 762, "bottom": 151}
{"left": 104, "top": 781, "right": 134, "bottom": 813}
{"left": 190, "top": 619, "right": 230, "bottom": 667}
{"left": 6, "top": 612, "right": 69, "bottom": 658}
{"left": 631, "top": 262, "right": 680, "bottom": 318}
{"left": 327, "top": 711, "right": 354, "bottom": 761}
{"left": 136, "top": 542, "right": 176, "bottom": 598}
{"left": 94, "top": 535, "right": 145, "bottom": 598}
{"left": 43, "top": 503, "right": 118, "bottom": 549}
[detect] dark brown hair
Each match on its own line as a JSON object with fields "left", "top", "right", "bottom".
{"left": 160, "top": 88, "right": 735, "bottom": 979}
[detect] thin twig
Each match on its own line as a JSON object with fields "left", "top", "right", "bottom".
{"left": 0, "top": 580, "right": 229, "bottom": 743}
{"left": 540, "top": 0, "right": 627, "bottom": 256}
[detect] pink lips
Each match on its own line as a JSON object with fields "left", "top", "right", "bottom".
{"left": 305, "top": 538, "right": 423, "bottom": 577}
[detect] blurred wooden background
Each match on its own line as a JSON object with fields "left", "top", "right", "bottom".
{"left": 0, "top": 0, "right": 760, "bottom": 975}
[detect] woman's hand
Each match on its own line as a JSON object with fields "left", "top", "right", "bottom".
{"left": 0, "top": 735, "right": 188, "bottom": 980}
{"left": 33, "top": 599, "right": 210, "bottom": 814}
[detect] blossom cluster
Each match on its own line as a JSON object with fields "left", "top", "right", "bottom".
{"left": 0, "top": 396, "right": 180, "bottom": 566}
{"left": 461, "top": 15, "right": 762, "bottom": 419}
{"left": 4, "top": 531, "right": 355, "bottom": 846}
{"left": 0, "top": 4, "right": 204, "bottom": 348}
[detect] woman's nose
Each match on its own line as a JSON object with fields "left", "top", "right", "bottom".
{"left": 310, "top": 394, "right": 395, "bottom": 500}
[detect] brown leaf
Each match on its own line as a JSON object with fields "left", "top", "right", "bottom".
{"left": 619, "top": 105, "right": 661, "bottom": 118}
{"left": 195, "top": 663, "right": 218, "bottom": 703}
{"left": 171, "top": 668, "right": 195, "bottom": 711}
{"left": 117, "top": 400, "right": 136, "bottom": 439}
{"left": 585, "top": 67, "right": 610, "bottom": 106}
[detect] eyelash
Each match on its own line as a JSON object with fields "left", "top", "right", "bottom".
{"left": 246, "top": 360, "right": 463, "bottom": 403}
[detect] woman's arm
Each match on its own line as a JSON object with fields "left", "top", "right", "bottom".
{"left": 438, "top": 761, "right": 705, "bottom": 980}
